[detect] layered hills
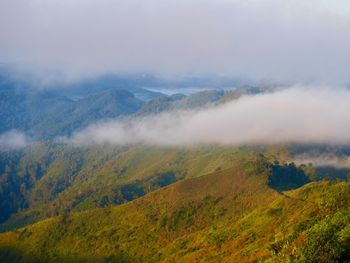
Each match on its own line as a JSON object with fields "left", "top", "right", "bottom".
{"left": 0, "top": 71, "right": 266, "bottom": 139}
{"left": 1, "top": 72, "right": 350, "bottom": 262}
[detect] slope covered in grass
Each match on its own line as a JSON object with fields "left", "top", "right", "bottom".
{"left": 1, "top": 143, "right": 288, "bottom": 230}
{"left": 1, "top": 156, "right": 346, "bottom": 262}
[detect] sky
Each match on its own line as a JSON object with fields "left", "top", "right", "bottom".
{"left": 0, "top": 0, "right": 350, "bottom": 83}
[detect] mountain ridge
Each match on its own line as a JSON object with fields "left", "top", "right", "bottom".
{"left": 0, "top": 161, "right": 349, "bottom": 262}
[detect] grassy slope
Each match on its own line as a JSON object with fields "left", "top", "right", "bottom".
{"left": 0, "top": 161, "right": 276, "bottom": 262}
{"left": 2, "top": 158, "right": 348, "bottom": 262}
{"left": 2, "top": 144, "right": 286, "bottom": 230}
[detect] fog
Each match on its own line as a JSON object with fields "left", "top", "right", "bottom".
{"left": 1, "top": 0, "right": 350, "bottom": 84}
{"left": 294, "top": 154, "right": 350, "bottom": 169}
{"left": 0, "top": 130, "right": 28, "bottom": 149}
{"left": 69, "top": 87, "right": 350, "bottom": 147}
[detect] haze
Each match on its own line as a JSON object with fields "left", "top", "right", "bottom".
{"left": 1, "top": 0, "right": 350, "bottom": 83}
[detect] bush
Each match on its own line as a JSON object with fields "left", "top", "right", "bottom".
{"left": 299, "top": 212, "right": 350, "bottom": 262}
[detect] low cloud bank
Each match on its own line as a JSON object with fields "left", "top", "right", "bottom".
{"left": 294, "top": 154, "right": 350, "bottom": 169}
{"left": 69, "top": 87, "right": 350, "bottom": 147}
{"left": 0, "top": 130, "right": 28, "bottom": 149}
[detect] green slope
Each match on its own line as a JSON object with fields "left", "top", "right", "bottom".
{"left": 1, "top": 157, "right": 346, "bottom": 262}
{"left": 2, "top": 144, "right": 285, "bottom": 230}
{"left": 0, "top": 160, "right": 276, "bottom": 262}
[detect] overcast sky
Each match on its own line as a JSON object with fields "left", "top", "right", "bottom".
{"left": 0, "top": 0, "right": 350, "bottom": 83}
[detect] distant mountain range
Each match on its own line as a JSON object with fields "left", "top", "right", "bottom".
{"left": 0, "top": 71, "right": 263, "bottom": 139}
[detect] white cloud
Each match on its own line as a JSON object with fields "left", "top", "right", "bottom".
{"left": 69, "top": 87, "right": 350, "bottom": 147}
{"left": 294, "top": 154, "right": 350, "bottom": 169}
{"left": 0, "top": 130, "right": 28, "bottom": 149}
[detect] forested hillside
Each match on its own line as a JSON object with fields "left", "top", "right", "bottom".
{"left": 0, "top": 156, "right": 349, "bottom": 262}
{"left": 0, "top": 144, "right": 290, "bottom": 230}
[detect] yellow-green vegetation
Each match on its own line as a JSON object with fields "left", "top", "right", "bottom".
{"left": 1, "top": 155, "right": 349, "bottom": 262}
{"left": 0, "top": 143, "right": 288, "bottom": 230}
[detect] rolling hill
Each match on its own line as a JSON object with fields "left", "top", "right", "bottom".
{"left": 0, "top": 156, "right": 349, "bottom": 262}
{"left": 0, "top": 88, "right": 147, "bottom": 139}
{"left": 0, "top": 144, "right": 287, "bottom": 230}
